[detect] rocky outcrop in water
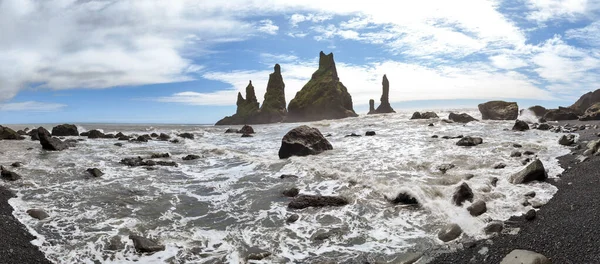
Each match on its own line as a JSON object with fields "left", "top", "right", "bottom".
{"left": 448, "top": 113, "right": 477, "bottom": 123}
{"left": 478, "top": 101, "right": 518, "bottom": 120}
{"left": 438, "top": 223, "right": 462, "bottom": 242}
{"left": 543, "top": 107, "right": 579, "bottom": 121}
{"left": 411, "top": 111, "right": 439, "bottom": 119}
{"left": 509, "top": 159, "right": 547, "bottom": 184}
{"left": 0, "top": 126, "right": 23, "bottom": 140}
{"left": 216, "top": 64, "right": 288, "bottom": 125}
{"left": 524, "top": 105, "right": 547, "bottom": 117}
{"left": 1, "top": 166, "right": 21, "bottom": 181}
{"left": 288, "top": 194, "right": 349, "bottom": 209}
{"left": 87, "top": 130, "right": 105, "bottom": 139}
{"left": 26, "top": 209, "right": 49, "bottom": 220}
{"left": 38, "top": 127, "right": 69, "bottom": 151}
{"left": 456, "top": 136, "right": 483, "bottom": 146}
{"left": 452, "top": 182, "right": 473, "bottom": 206}
{"left": 287, "top": 52, "right": 357, "bottom": 122}
{"left": 368, "top": 75, "right": 395, "bottom": 115}
{"left": 368, "top": 99, "right": 376, "bottom": 114}
{"left": 51, "top": 124, "right": 79, "bottom": 136}
{"left": 512, "top": 120, "right": 530, "bottom": 131}
{"left": 129, "top": 234, "right": 165, "bottom": 254}
{"left": 86, "top": 168, "right": 103, "bottom": 177}
{"left": 278, "top": 125, "right": 333, "bottom": 159}
{"left": 467, "top": 200, "right": 487, "bottom": 216}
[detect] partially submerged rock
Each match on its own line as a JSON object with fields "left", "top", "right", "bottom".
{"left": 484, "top": 221, "right": 504, "bottom": 234}
{"left": 38, "top": 127, "right": 69, "bottom": 151}
{"left": 129, "top": 234, "right": 165, "bottom": 254}
{"left": 467, "top": 200, "right": 487, "bottom": 216}
{"left": 282, "top": 187, "right": 300, "bottom": 197}
{"left": 478, "top": 101, "right": 518, "bottom": 120}
{"left": 367, "top": 75, "right": 395, "bottom": 114}
{"left": 87, "top": 129, "right": 105, "bottom": 139}
{"left": 411, "top": 111, "right": 439, "bottom": 119}
{"left": 448, "top": 113, "right": 477, "bottom": 123}
{"left": 389, "top": 192, "right": 419, "bottom": 205}
{"left": 288, "top": 194, "right": 349, "bottom": 209}
{"left": 559, "top": 134, "right": 576, "bottom": 146}
{"left": 452, "top": 182, "right": 473, "bottom": 206}
{"left": 1, "top": 166, "right": 21, "bottom": 181}
{"left": 178, "top": 133, "right": 194, "bottom": 139}
{"left": 86, "top": 168, "right": 103, "bottom": 177}
{"left": 51, "top": 124, "right": 79, "bottom": 136}
{"left": 278, "top": 126, "right": 333, "bottom": 159}
{"left": 0, "top": 126, "right": 24, "bottom": 140}
{"left": 286, "top": 51, "right": 358, "bottom": 122}
{"left": 26, "top": 209, "right": 49, "bottom": 220}
{"left": 512, "top": 120, "right": 530, "bottom": 131}
{"left": 509, "top": 159, "right": 547, "bottom": 184}
{"left": 182, "top": 154, "right": 201, "bottom": 160}
{"left": 456, "top": 136, "right": 483, "bottom": 147}
{"left": 238, "top": 125, "right": 254, "bottom": 134}
{"left": 437, "top": 223, "right": 462, "bottom": 242}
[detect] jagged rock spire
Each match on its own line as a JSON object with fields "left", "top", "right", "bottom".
{"left": 369, "top": 74, "right": 395, "bottom": 114}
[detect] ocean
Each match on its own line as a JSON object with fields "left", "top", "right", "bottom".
{"left": 0, "top": 109, "right": 570, "bottom": 263}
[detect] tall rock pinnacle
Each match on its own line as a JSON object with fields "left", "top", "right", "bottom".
{"left": 215, "top": 65, "right": 288, "bottom": 125}
{"left": 368, "top": 74, "right": 395, "bottom": 114}
{"left": 286, "top": 51, "right": 358, "bottom": 122}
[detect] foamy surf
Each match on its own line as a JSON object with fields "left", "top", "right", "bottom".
{"left": 0, "top": 110, "right": 570, "bottom": 263}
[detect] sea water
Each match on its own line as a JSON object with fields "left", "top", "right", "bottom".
{"left": 0, "top": 109, "right": 570, "bottom": 263}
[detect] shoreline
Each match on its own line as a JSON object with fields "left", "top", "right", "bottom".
{"left": 0, "top": 186, "right": 52, "bottom": 264}
{"left": 429, "top": 120, "right": 600, "bottom": 263}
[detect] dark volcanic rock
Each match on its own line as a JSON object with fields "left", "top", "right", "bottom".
{"left": 1, "top": 166, "right": 21, "bottom": 181}
{"left": 368, "top": 99, "right": 376, "bottom": 114}
{"left": 365, "top": 131, "right": 376, "bottom": 136}
{"left": 87, "top": 130, "right": 105, "bottom": 139}
{"left": 526, "top": 105, "right": 548, "bottom": 117}
{"left": 456, "top": 136, "right": 483, "bottom": 146}
{"left": 478, "top": 101, "right": 518, "bottom": 120}
{"left": 389, "top": 192, "right": 419, "bottom": 205}
{"left": 286, "top": 51, "right": 358, "bottom": 122}
{"left": 225, "top": 128, "right": 239, "bottom": 133}
{"left": 79, "top": 132, "right": 89, "bottom": 137}
{"left": 288, "top": 195, "right": 349, "bottom": 209}
{"left": 578, "top": 102, "right": 600, "bottom": 121}
{"left": 178, "top": 133, "right": 194, "bottom": 139}
{"left": 51, "top": 124, "right": 79, "bottom": 136}
{"left": 150, "top": 133, "right": 158, "bottom": 138}
{"left": 537, "top": 123, "right": 551, "bottom": 130}
{"left": 345, "top": 133, "right": 361, "bottom": 137}
{"left": 238, "top": 125, "right": 254, "bottom": 134}
{"left": 438, "top": 223, "right": 462, "bottom": 242}
{"left": 26, "top": 209, "right": 49, "bottom": 220}
{"left": 448, "top": 112, "right": 478, "bottom": 123}
{"left": 282, "top": 187, "right": 300, "bottom": 197}
{"left": 484, "top": 221, "right": 504, "bottom": 234}
{"left": 158, "top": 133, "right": 171, "bottom": 141}
{"left": 182, "top": 154, "right": 201, "bottom": 160}
{"left": 512, "top": 120, "right": 530, "bottom": 131}
{"left": 278, "top": 125, "right": 333, "bottom": 159}
{"left": 38, "top": 127, "right": 69, "bottom": 151}
{"left": 120, "top": 157, "right": 176, "bottom": 167}
{"left": 559, "top": 134, "right": 576, "bottom": 146}
{"left": 543, "top": 107, "right": 579, "bottom": 121}
{"left": 150, "top": 153, "right": 170, "bottom": 159}
{"left": 241, "top": 133, "right": 253, "bottom": 138}
{"left": 411, "top": 111, "right": 439, "bottom": 119}
{"left": 216, "top": 64, "right": 288, "bottom": 125}
{"left": 11, "top": 162, "right": 22, "bottom": 168}
{"left": 29, "top": 129, "right": 40, "bottom": 141}
{"left": 86, "top": 168, "right": 103, "bottom": 177}
{"left": 0, "top": 126, "right": 23, "bottom": 140}
{"left": 509, "top": 159, "right": 547, "bottom": 184}
{"left": 570, "top": 89, "right": 600, "bottom": 114}
{"left": 129, "top": 234, "right": 165, "bottom": 254}
{"left": 452, "top": 182, "right": 473, "bottom": 206}
{"left": 467, "top": 200, "right": 487, "bottom": 216}
{"left": 438, "top": 163, "right": 455, "bottom": 174}
{"left": 286, "top": 214, "right": 300, "bottom": 223}
{"left": 136, "top": 136, "right": 148, "bottom": 142}
{"left": 280, "top": 174, "right": 299, "bottom": 180}
{"left": 368, "top": 75, "right": 395, "bottom": 114}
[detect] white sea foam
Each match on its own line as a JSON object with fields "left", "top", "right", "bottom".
{"left": 0, "top": 109, "right": 571, "bottom": 263}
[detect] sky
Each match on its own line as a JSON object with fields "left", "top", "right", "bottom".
{"left": 1, "top": 0, "right": 600, "bottom": 124}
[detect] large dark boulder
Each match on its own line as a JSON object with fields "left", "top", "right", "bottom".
{"left": 367, "top": 75, "right": 395, "bottom": 114}
{"left": 543, "top": 107, "right": 578, "bottom": 121}
{"left": 478, "top": 101, "right": 518, "bottom": 120}
{"left": 51, "top": 124, "right": 79, "bottom": 136}
{"left": 0, "top": 126, "right": 23, "bottom": 140}
{"left": 525, "top": 105, "right": 547, "bottom": 117}
{"left": 467, "top": 200, "right": 487, "bottom": 216}
{"left": 278, "top": 126, "right": 333, "bottom": 159}
{"left": 29, "top": 129, "right": 40, "bottom": 140}
{"left": 288, "top": 194, "right": 349, "bottom": 209}
{"left": 129, "top": 235, "right": 165, "bottom": 254}
{"left": 87, "top": 130, "right": 105, "bottom": 139}
{"left": 512, "top": 120, "right": 530, "bottom": 131}
{"left": 38, "top": 127, "right": 69, "bottom": 151}
{"left": 456, "top": 136, "right": 483, "bottom": 146}
{"left": 389, "top": 192, "right": 419, "bottom": 205}
{"left": 438, "top": 223, "right": 462, "bottom": 242}
{"left": 411, "top": 111, "right": 438, "bottom": 119}
{"left": 452, "top": 182, "right": 473, "bottom": 206}
{"left": 509, "top": 159, "right": 547, "bottom": 184}
{"left": 559, "top": 134, "right": 576, "bottom": 146}
{"left": 448, "top": 113, "right": 477, "bottom": 123}
{"left": 286, "top": 52, "right": 358, "bottom": 122}
{"left": 238, "top": 125, "right": 255, "bottom": 134}
{"left": 0, "top": 166, "right": 21, "bottom": 181}
{"left": 579, "top": 102, "right": 600, "bottom": 121}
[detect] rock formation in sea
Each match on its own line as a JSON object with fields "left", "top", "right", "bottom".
{"left": 368, "top": 99, "right": 376, "bottom": 114}
{"left": 0, "top": 126, "right": 24, "bottom": 140}
{"left": 286, "top": 51, "right": 358, "bottom": 122}
{"left": 37, "top": 127, "right": 69, "bottom": 151}
{"left": 478, "top": 101, "right": 518, "bottom": 120}
{"left": 569, "top": 89, "right": 600, "bottom": 114}
{"left": 543, "top": 107, "right": 579, "bottom": 121}
{"left": 368, "top": 75, "right": 395, "bottom": 114}
{"left": 51, "top": 124, "right": 79, "bottom": 136}
{"left": 216, "top": 64, "right": 287, "bottom": 125}
{"left": 278, "top": 125, "right": 332, "bottom": 159}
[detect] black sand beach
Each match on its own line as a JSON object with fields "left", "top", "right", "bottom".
{"left": 0, "top": 186, "right": 52, "bottom": 264}
{"left": 431, "top": 120, "right": 600, "bottom": 264}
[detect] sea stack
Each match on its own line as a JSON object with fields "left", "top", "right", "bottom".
{"left": 215, "top": 81, "right": 260, "bottom": 125}
{"left": 368, "top": 99, "right": 376, "bottom": 114}
{"left": 215, "top": 65, "right": 287, "bottom": 125}
{"left": 286, "top": 51, "right": 358, "bottom": 122}
{"left": 368, "top": 75, "right": 395, "bottom": 114}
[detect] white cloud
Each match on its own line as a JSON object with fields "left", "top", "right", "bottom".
{"left": 566, "top": 20, "right": 600, "bottom": 46}
{"left": 289, "top": 13, "right": 333, "bottom": 27}
{"left": 490, "top": 54, "right": 528, "bottom": 69}
{"left": 257, "top": 19, "right": 279, "bottom": 35}
{"left": 0, "top": 101, "right": 66, "bottom": 112}
{"left": 525, "top": 0, "right": 591, "bottom": 22}
{"left": 531, "top": 36, "right": 600, "bottom": 83}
